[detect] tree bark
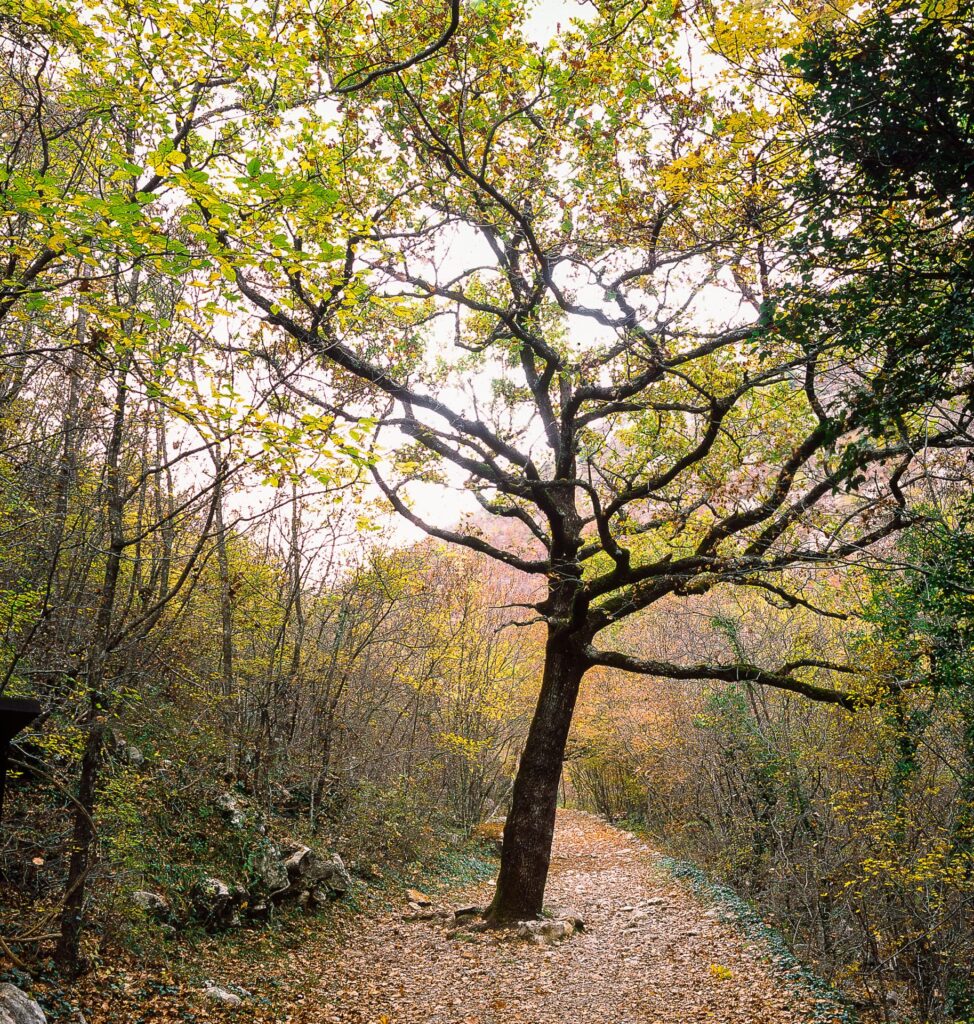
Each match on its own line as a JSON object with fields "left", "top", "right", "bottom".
{"left": 487, "top": 626, "right": 588, "bottom": 923}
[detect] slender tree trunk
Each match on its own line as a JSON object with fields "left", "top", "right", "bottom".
{"left": 487, "top": 625, "right": 588, "bottom": 923}
{"left": 55, "top": 325, "right": 133, "bottom": 974}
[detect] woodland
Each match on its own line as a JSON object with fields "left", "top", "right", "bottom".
{"left": 0, "top": 0, "right": 972, "bottom": 1020}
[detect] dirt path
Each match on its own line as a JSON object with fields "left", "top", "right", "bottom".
{"left": 303, "top": 810, "right": 836, "bottom": 1024}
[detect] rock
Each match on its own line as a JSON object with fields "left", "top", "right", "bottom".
{"left": 517, "top": 918, "right": 576, "bottom": 944}
{"left": 246, "top": 898, "right": 272, "bottom": 923}
{"left": 472, "top": 819, "right": 505, "bottom": 856}
{"left": 453, "top": 905, "right": 483, "bottom": 920}
{"left": 0, "top": 985, "right": 46, "bottom": 1024}
{"left": 203, "top": 985, "right": 242, "bottom": 1008}
{"left": 190, "top": 876, "right": 242, "bottom": 929}
{"left": 282, "top": 843, "right": 314, "bottom": 883}
{"left": 549, "top": 906, "right": 585, "bottom": 930}
{"left": 283, "top": 845, "right": 352, "bottom": 899}
{"left": 122, "top": 744, "right": 144, "bottom": 767}
{"left": 214, "top": 792, "right": 246, "bottom": 829}
{"left": 106, "top": 730, "right": 145, "bottom": 769}
{"left": 250, "top": 842, "right": 289, "bottom": 895}
{"left": 323, "top": 853, "right": 352, "bottom": 895}
{"left": 130, "top": 890, "right": 171, "bottom": 921}
{"left": 406, "top": 887, "right": 432, "bottom": 906}
{"left": 402, "top": 906, "right": 439, "bottom": 922}
{"left": 308, "top": 886, "right": 332, "bottom": 909}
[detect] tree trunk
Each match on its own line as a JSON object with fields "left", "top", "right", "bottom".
{"left": 55, "top": 337, "right": 132, "bottom": 974}
{"left": 487, "top": 629, "right": 587, "bottom": 923}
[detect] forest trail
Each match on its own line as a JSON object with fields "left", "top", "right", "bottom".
{"left": 300, "top": 810, "right": 833, "bottom": 1024}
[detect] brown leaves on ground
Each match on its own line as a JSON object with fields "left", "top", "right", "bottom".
{"left": 65, "top": 810, "right": 836, "bottom": 1023}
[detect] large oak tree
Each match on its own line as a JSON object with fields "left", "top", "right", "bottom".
{"left": 200, "top": 0, "right": 972, "bottom": 920}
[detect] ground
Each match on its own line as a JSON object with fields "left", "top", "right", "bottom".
{"left": 275, "top": 810, "right": 835, "bottom": 1024}
{"left": 65, "top": 810, "right": 846, "bottom": 1023}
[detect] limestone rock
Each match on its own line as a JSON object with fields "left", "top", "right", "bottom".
{"left": 517, "top": 917, "right": 577, "bottom": 944}
{"left": 283, "top": 845, "right": 352, "bottom": 900}
{"left": 0, "top": 985, "right": 46, "bottom": 1024}
{"left": 203, "top": 985, "right": 243, "bottom": 1008}
{"left": 250, "top": 842, "right": 289, "bottom": 895}
{"left": 214, "top": 792, "right": 246, "bottom": 829}
{"left": 190, "top": 876, "right": 242, "bottom": 929}
{"left": 130, "top": 889, "right": 171, "bottom": 921}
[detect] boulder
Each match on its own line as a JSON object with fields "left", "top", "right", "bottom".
{"left": 203, "top": 985, "right": 243, "bottom": 1008}
{"left": 190, "top": 876, "right": 242, "bottom": 929}
{"left": 250, "top": 842, "right": 289, "bottom": 895}
{"left": 323, "top": 853, "right": 353, "bottom": 895}
{"left": 130, "top": 889, "right": 171, "bottom": 921}
{"left": 0, "top": 985, "right": 46, "bottom": 1024}
{"left": 214, "top": 792, "right": 246, "bottom": 829}
{"left": 283, "top": 845, "right": 352, "bottom": 898}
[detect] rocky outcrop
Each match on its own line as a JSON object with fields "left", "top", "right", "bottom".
{"left": 0, "top": 985, "right": 46, "bottom": 1024}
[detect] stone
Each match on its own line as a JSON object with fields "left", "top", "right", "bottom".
{"left": 122, "top": 744, "right": 144, "bottom": 767}
{"left": 323, "top": 853, "right": 352, "bottom": 894}
{"left": 0, "top": 985, "right": 46, "bottom": 1024}
{"left": 549, "top": 906, "right": 585, "bottom": 930}
{"left": 130, "top": 890, "right": 171, "bottom": 921}
{"left": 517, "top": 918, "right": 576, "bottom": 944}
{"left": 190, "top": 876, "right": 242, "bottom": 929}
{"left": 214, "top": 792, "right": 246, "bottom": 829}
{"left": 252, "top": 845, "right": 289, "bottom": 895}
{"left": 203, "top": 985, "right": 242, "bottom": 1008}
{"left": 453, "top": 905, "right": 483, "bottom": 920}
{"left": 283, "top": 845, "right": 351, "bottom": 899}
{"left": 472, "top": 819, "right": 505, "bottom": 856}
{"left": 247, "top": 898, "right": 272, "bottom": 923}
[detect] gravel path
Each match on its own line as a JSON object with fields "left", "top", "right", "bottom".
{"left": 302, "top": 809, "right": 832, "bottom": 1024}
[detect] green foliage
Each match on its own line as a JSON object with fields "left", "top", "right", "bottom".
{"left": 783, "top": 0, "right": 974, "bottom": 429}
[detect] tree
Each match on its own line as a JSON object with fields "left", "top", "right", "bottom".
{"left": 200, "top": 0, "right": 972, "bottom": 921}
{"left": 785, "top": 0, "right": 974, "bottom": 424}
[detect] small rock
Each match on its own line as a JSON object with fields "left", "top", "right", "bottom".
{"left": 0, "top": 984, "right": 46, "bottom": 1024}
{"left": 517, "top": 918, "right": 576, "bottom": 944}
{"left": 203, "top": 985, "right": 242, "bottom": 1008}
{"left": 130, "top": 890, "right": 171, "bottom": 921}
{"left": 406, "top": 888, "right": 432, "bottom": 906}
{"left": 549, "top": 906, "right": 585, "bottom": 930}
{"left": 402, "top": 907, "right": 439, "bottom": 922}
{"left": 122, "top": 744, "right": 144, "bottom": 768}
{"left": 214, "top": 792, "right": 246, "bottom": 829}
{"left": 190, "top": 876, "right": 242, "bottom": 929}
{"left": 453, "top": 905, "right": 483, "bottom": 920}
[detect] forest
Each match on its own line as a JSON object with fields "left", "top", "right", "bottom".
{"left": 0, "top": 0, "right": 971, "bottom": 1020}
